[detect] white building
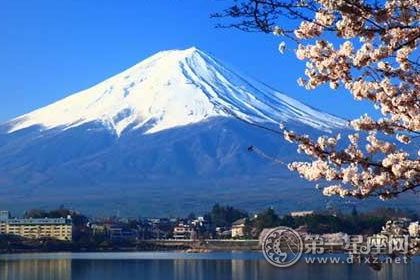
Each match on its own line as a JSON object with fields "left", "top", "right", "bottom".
{"left": 173, "top": 223, "right": 196, "bottom": 240}
{"left": 291, "top": 211, "right": 314, "bottom": 217}
{"left": 231, "top": 218, "right": 248, "bottom": 238}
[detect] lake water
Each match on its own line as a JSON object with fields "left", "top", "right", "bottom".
{"left": 0, "top": 252, "right": 418, "bottom": 280}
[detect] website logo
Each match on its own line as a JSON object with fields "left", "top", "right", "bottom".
{"left": 262, "top": 226, "right": 303, "bottom": 268}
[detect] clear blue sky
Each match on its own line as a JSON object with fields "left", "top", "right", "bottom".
{"left": 0, "top": 0, "right": 377, "bottom": 122}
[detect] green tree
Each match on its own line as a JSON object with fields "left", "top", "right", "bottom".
{"left": 208, "top": 204, "right": 248, "bottom": 227}
{"left": 253, "top": 208, "right": 280, "bottom": 234}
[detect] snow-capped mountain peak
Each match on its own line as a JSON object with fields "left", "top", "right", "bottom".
{"left": 7, "top": 47, "right": 346, "bottom": 136}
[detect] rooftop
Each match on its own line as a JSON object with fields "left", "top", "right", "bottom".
{"left": 232, "top": 218, "right": 248, "bottom": 226}
{"left": 6, "top": 217, "right": 72, "bottom": 225}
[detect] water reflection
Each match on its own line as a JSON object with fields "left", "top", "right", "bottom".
{"left": 0, "top": 259, "right": 71, "bottom": 280}
{"left": 0, "top": 253, "right": 418, "bottom": 280}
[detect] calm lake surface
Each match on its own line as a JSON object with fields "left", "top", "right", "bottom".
{"left": 0, "top": 252, "right": 418, "bottom": 280}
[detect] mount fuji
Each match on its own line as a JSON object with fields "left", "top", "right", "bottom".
{"left": 0, "top": 47, "right": 382, "bottom": 215}
{"left": 6, "top": 47, "right": 345, "bottom": 135}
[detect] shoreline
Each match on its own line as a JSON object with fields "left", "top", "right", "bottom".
{"left": 1, "top": 239, "right": 419, "bottom": 255}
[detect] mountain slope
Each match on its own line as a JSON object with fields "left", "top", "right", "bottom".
{"left": 6, "top": 47, "right": 346, "bottom": 136}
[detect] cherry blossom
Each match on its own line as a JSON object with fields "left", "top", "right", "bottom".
{"left": 269, "top": 0, "right": 420, "bottom": 200}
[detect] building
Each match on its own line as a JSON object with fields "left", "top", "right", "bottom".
{"left": 173, "top": 223, "right": 196, "bottom": 240}
{"left": 191, "top": 216, "right": 210, "bottom": 232}
{"left": 90, "top": 223, "right": 107, "bottom": 235}
{"left": 231, "top": 218, "right": 248, "bottom": 238}
{"left": 191, "top": 216, "right": 205, "bottom": 227}
{"left": 0, "top": 211, "right": 72, "bottom": 241}
{"left": 215, "top": 227, "right": 232, "bottom": 239}
{"left": 291, "top": 211, "right": 314, "bottom": 217}
{"left": 108, "top": 225, "right": 137, "bottom": 241}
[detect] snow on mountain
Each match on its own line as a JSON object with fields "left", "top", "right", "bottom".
{"left": 7, "top": 47, "right": 346, "bottom": 136}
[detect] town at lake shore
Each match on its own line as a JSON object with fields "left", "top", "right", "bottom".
{"left": 0, "top": 205, "right": 419, "bottom": 254}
